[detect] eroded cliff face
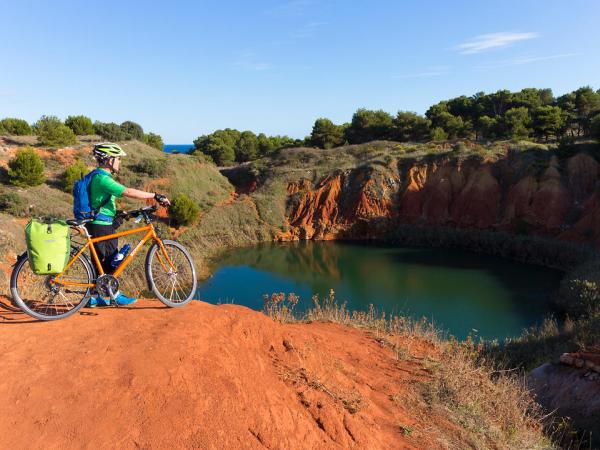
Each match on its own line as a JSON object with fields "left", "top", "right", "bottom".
{"left": 278, "top": 152, "right": 600, "bottom": 247}
{"left": 283, "top": 166, "right": 398, "bottom": 240}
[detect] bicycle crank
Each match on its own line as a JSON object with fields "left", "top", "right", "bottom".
{"left": 96, "top": 274, "right": 120, "bottom": 305}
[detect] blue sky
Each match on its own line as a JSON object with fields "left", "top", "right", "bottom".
{"left": 1, "top": 0, "right": 599, "bottom": 143}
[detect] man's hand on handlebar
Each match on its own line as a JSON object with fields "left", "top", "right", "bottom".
{"left": 116, "top": 205, "right": 159, "bottom": 220}
{"left": 154, "top": 193, "right": 171, "bottom": 207}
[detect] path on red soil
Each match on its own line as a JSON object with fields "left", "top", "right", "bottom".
{"left": 0, "top": 299, "right": 450, "bottom": 449}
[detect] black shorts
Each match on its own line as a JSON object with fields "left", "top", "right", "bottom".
{"left": 85, "top": 223, "right": 118, "bottom": 274}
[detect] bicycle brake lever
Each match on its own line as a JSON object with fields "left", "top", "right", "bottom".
{"left": 134, "top": 214, "right": 143, "bottom": 223}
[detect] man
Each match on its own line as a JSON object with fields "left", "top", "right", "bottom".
{"left": 86, "top": 142, "right": 170, "bottom": 306}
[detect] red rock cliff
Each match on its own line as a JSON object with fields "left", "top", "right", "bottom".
{"left": 278, "top": 152, "right": 600, "bottom": 247}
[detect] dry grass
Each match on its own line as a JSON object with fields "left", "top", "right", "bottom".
{"left": 264, "top": 289, "right": 554, "bottom": 449}
{"left": 421, "top": 341, "right": 550, "bottom": 449}
{"left": 262, "top": 292, "right": 298, "bottom": 323}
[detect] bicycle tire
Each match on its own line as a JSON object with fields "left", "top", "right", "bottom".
{"left": 145, "top": 239, "right": 197, "bottom": 307}
{"left": 10, "top": 250, "right": 95, "bottom": 321}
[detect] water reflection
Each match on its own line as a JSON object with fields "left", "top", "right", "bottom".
{"left": 197, "top": 241, "right": 561, "bottom": 339}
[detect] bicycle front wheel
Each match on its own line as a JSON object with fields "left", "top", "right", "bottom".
{"left": 145, "top": 240, "right": 197, "bottom": 307}
{"left": 10, "top": 251, "right": 95, "bottom": 321}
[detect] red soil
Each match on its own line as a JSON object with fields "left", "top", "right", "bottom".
{"left": 0, "top": 298, "right": 455, "bottom": 450}
{"left": 278, "top": 152, "right": 600, "bottom": 247}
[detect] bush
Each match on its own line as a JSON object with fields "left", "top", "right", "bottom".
{"left": 0, "top": 118, "right": 32, "bottom": 135}
{"left": 310, "top": 118, "right": 344, "bottom": 149}
{"left": 65, "top": 115, "right": 94, "bottom": 135}
{"left": 61, "top": 159, "right": 88, "bottom": 192}
{"left": 131, "top": 158, "right": 164, "bottom": 177}
{"left": 120, "top": 121, "right": 144, "bottom": 140}
{"left": 144, "top": 132, "right": 164, "bottom": 150}
{"left": 0, "top": 191, "right": 26, "bottom": 215}
{"left": 34, "top": 116, "right": 77, "bottom": 147}
{"left": 168, "top": 193, "right": 200, "bottom": 227}
{"left": 345, "top": 108, "right": 394, "bottom": 144}
{"left": 94, "top": 121, "right": 128, "bottom": 141}
{"left": 430, "top": 127, "right": 448, "bottom": 141}
{"left": 556, "top": 260, "right": 600, "bottom": 317}
{"left": 7, "top": 146, "right": 45, "bottom": 187}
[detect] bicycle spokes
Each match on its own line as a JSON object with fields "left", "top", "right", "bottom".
{"left": 147, "top": 241, "right": 196, "bottom": 306}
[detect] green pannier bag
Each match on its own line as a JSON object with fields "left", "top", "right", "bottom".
{"left": 25, "top": 218, "right": 71, "bottom": 275}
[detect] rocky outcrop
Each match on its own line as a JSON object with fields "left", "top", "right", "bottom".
{"left": 559, "top": 350, "right": 600, "bottom": 375}
{"left": 529, "top": 352, "right": 600, "bottom": 446}
{"left": 283, "top": 167, "right": 398, "bottom": 240}
{"left": 279, "top": 152, "right": 600, "bottom": 248}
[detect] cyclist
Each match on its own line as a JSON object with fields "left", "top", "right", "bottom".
{"left": 86, "top": 142, "right": 170, "bottom": 307}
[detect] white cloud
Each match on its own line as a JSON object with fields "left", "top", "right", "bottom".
{"left": 475, "top": 53, "right": 579, "bottom": 68}
{"left": 455, "top": 32, "right": 539, "bottom": 54}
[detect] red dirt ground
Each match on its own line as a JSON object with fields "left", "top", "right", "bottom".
{"left": 0, "top": 298, "right": 456, "bottom": 449}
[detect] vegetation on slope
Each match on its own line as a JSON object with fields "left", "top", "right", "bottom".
{"left": 192, "top": 86, "right": 600, "bottom": 165}
{"left": 1, "top": 132, "right": 600, "bottom": 446}
{"left": 0, "top": 115, "right": 164, "bottom": 150}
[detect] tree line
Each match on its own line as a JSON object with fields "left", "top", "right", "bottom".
{"left": 193, "top": 86, "right": 600, "bottom": 165}
{"left": 0, "top": 115, "right": 163, "bottom": 150}
{"left": 193, "top": 129, "right": 304, "bottom": 165}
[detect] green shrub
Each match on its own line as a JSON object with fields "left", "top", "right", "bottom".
{"left": 65, "top": 115, "right": 94, "bottom": 135}
{"left": 0, "top": 118, "right": 32, "bottom": 135}
{"left": 168, "top": 193, "right": 200, "bottom": 227}
{"left": 310, "top": 118, "right": 345, "bottom": 149}
{"left": 0, "top": 191, "right": 26, "bottom": 215}
{"left": 452, "top": 143, "right": 470, "bottom": 153}
{"left": 60, "top": 159, "right": 88, "bottom": 192}
{"left": 430, "top": 127, "right": 448, "bottom": 141}
{"left": 94, "top": 120, "right": 148, "bottom": 141}
{"left": 120, "top": 121, "right": 144, "bottom": 140}
{"left": 144, "top": 132, "right": 164, "bottom": 150}
{"left": 7, "top": 146, "right": 45, "bottom": 187}
{"left": 131, "top": 158, "right": 164, "bottom": 176}
{"left": 557, "top": 261, "right": 600, "bottom": 318}
{"left": 94, "top": 121, "right": 128, "bottom": 141}
{"left": 34, "top": 116, "right": 77, "bottom": 147}
{"left": 565, "top": 280, "right": 600, "bottom": 316}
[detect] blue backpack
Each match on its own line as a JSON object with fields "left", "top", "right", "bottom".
{"left": 72, "top": 169, "right": 111, "bottom": 221}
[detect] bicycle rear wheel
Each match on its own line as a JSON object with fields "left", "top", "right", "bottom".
{"left": 10, "top": 250, "right": 95, "bottom": 321}
{"left": 145, "top": 239, "right": 197, "bottom": 307}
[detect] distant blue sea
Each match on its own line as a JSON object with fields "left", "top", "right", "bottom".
{"left": 163, "top": 144, "right": 194, "bottom": 153}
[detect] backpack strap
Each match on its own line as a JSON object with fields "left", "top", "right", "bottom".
{"left": 90, "top": 169, "right": 114, "bottom": 222}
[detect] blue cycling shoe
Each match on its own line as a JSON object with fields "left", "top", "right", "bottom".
{"left": 86, "top": 296, "right": 110, "bottom": 308}
{"left": 114, "top": 293, "right": 137, "bottom": 306}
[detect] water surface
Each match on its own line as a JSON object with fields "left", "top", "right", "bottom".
{"left": 196, "top": 241, "right": 561, "bottom": 340}
{"left": 163, "top": 144, "right": 194, "bottom": 153}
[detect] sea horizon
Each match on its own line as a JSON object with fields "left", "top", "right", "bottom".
{"left": 163, "top": 144, "right": 194, "bottom": 153}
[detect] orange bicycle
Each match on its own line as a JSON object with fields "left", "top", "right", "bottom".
{"left": 10, "top": 205, "right": 197, "bottom": 321}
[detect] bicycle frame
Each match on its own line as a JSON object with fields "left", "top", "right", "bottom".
{"left": 52, "top": 223, "right": 175, "bottom": 288}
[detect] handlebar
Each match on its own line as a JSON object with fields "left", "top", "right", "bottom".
{"left": 67, "top": 205, "right": 163, "bottom": 230}
{"left": 116, "top": 205, "right": 159, "bottom": 221}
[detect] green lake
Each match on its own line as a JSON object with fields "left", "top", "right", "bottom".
{"left": 196, "top": 241, "right": 562, "bottom": 340}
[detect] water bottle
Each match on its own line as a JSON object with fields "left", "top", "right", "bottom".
{"left": 111, "top": 244, "right": 131, "bottom": 268}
